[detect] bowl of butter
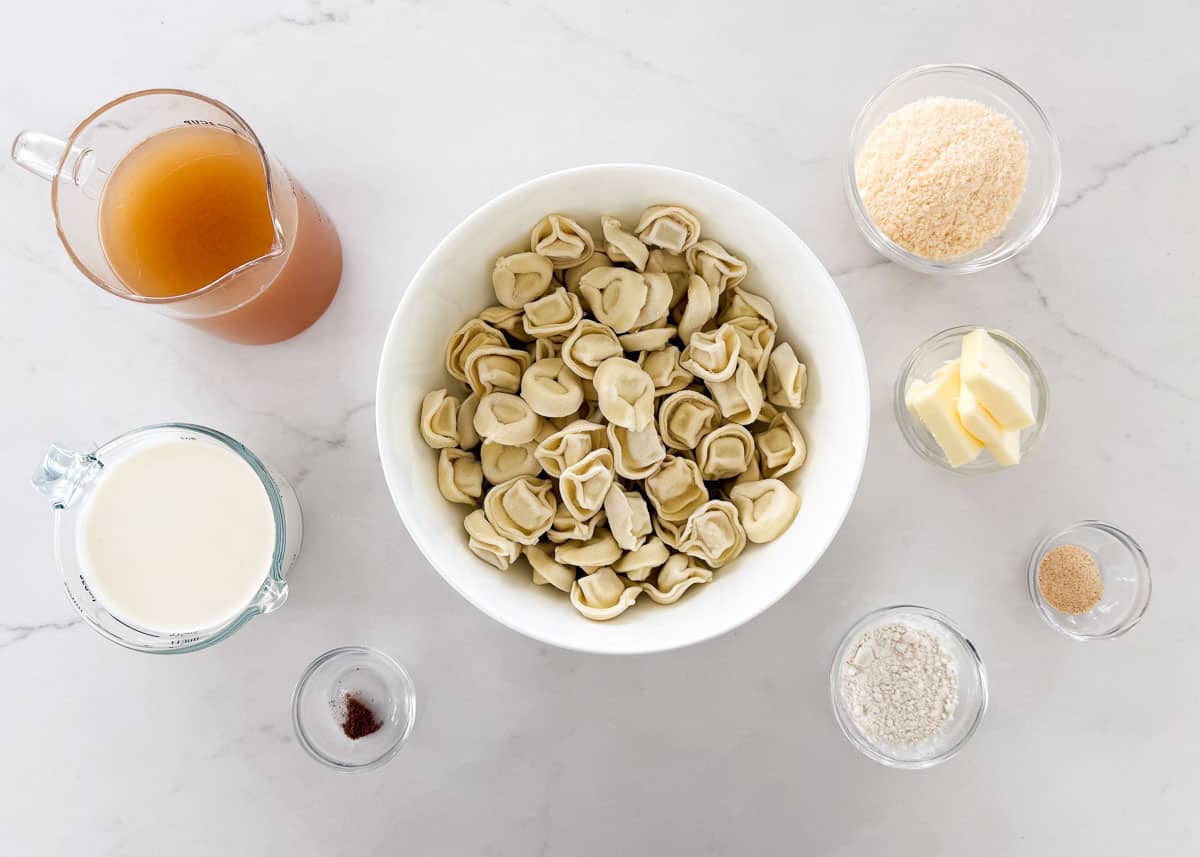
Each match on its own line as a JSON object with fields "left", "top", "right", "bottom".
{"left": 894, "top": 326, "right": 1048, "bottom": 473}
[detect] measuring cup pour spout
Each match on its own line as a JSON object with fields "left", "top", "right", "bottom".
{"left": 33, "top": 443, "right": 102, "bottom": 509}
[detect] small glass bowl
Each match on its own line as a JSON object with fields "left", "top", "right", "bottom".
{"left": 894, "top": 325, "right": 1049, "bottom": 474}
{"left": 1028, "top": 521, "right": 1151, "bottom": 640}
{"left": 830, "top": 606, "right": 988, "bottom": 770}
{"left": 292, "top": 646, "right": 416, "bottom": 772}
{"left": 846, "top": 64, "right": 1061, "bottom": 275}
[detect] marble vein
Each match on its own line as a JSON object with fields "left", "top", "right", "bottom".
{"left": 0, "top": 618, "right": 82, "bottom": 649}
{"left": 534, "top": 3, "right": 780, "bottom": 139}
{"left": 1058, "top": 120, "right": 1197, "bottom": 210}
{"left": 239, "top": 0, "right": 379, "bottom": 36}
{"left": 829, "top": 257, "right": 891, "bottom": 279}
{"left": 1024, "top": 272, "right": 1198, "bottom": 404}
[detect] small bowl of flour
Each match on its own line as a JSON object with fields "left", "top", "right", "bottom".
{"left": 830, "top": 605, "right": 988, "bottom": 769}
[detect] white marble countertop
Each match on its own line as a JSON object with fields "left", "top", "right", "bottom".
{"left": 3, "top": 1, "right": 1198, "bottom": 854}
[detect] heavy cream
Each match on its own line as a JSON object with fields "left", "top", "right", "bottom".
{"left": 77, "top": 438, "right": 276, "bottom": 633}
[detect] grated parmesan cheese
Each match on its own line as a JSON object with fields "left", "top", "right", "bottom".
{"left": 854, "top": 97, "right": 1029, "bottom": 260}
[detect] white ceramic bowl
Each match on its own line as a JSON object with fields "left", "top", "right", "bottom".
{"left": 377, "top": 164, "right": 870, "bottom": 654}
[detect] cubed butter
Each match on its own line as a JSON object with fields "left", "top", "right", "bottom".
{"left": 957, "top": 385, "right": 1021, "bottom": 466}
{"left": 905, "top": 360, "right": 983, "bottom": 467}
{"left": 959, "top": 329, "right": 1035, "bottom": 430}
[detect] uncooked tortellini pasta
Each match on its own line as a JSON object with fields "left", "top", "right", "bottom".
{"left": 559, "top": 449, "right": 616, "bottom": 521}
{"left": 520, "top": 358, "right": 584, "bottom": 418}
{"left": 523, "top": 288, "right": 583, "bottom": 339}
{"left": 478, "top": 305, "right": 532, "bottom": 343}
{"left": 483, "top": 476, "right": 557, "bottom": 545}
{"left": 464, "top": 509, "right": 520, "bottom": 571}
{"left": 636, "top": 205, "right": 702, "bottom": 254}
{"left": 445, "top": 319, "right": 507, "bottom": 382}
{"left": 561, "top": 319, "right": 623, "bottom": 379}
{"left": 604, "top": 484, "right": 653, "bottom": 551}
{"left": 727, "top": 316, "right": 775, "bottom": 382}
{"left": 570, "top": 568, "right": 641, "bottom": 620}
{"left": 680, "top": 323, "right": 741, "bottom": 382}
{"left": 619, "top": 324, "right": 677, "bottom": 353}
{"left": 474, "top": 392, "right": 542, "bottom": 445}
{"left": 525, "top": 544, "right": 575, "bottom": 592}
{"left": 579, "top": 267, "right": 650, "bottom": 334}
{"left": 464, "top": 345, "right": 531, "bottom": 395}
{"left": 686, "top": 239, "right": 748, "bottom": 294}
{"left": 766, "top": 342, "right": 807, "bottom": 408}
{"left": 706, "top": 358, "right": 764, "bottom": 425}
{"left": 437, "top": 448, "right": 483, "bottom": 505}
{"left": 755, "top": 411, "right": 807, "bottom": 478}
{"left": 607, "top": 421, "right": 666, "bottom": 480}
{"left": 644, "top": 455, "right": 707, "bottom": 522}
{"left": 640, "top": 554, "right": 713, "bottom": 604}
{"left": 696, "top": 423, "right": 755, "bottom": 481}
{"left": 677, "top": 500, "right": 746, "bottom": 568}
{"left": 658, "top": 390, "right": 721, "bottom": 450}
{"left": 729, "top": 479, "right": 801, "bottom": 543}
{"left": 530, "top": 214, "right": 595, "bottom": 269}
{"left": 677, "top": 274, "right": 720, "bottom": 344}
{"left": 480, "top": 439, "right": 541, "bottom": 484}
{"left": 555, "top": 529, "right": 621, "bottom": 568}
{"left": 419, "top": 206, "right": 811, "bottom": 621}
{"left": 638, "top": 346, "right": 691, "bottom": 396}
{"left": 613, "top": 537, "right": 670, "bottom": 581}
{"left": 492, "top": 252, "right": 554, "bottom": 309}
{"left": 420, "top": 389, "right": 459, "bottom": 449}
{"left": 534, "top": 419, "right": 608, "bottom": 477}
{"left": 593, "top": 357, "right": 655, "bottom": 431}
{"left": 545, "top": 505, "right": 604, "bottom": 544}
{"left": 601, "top": 215, "right": 649, "bottom": 271}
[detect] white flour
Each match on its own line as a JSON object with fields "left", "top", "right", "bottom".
{"left": 840, "top": 622, "right": 959, "bottom": 746}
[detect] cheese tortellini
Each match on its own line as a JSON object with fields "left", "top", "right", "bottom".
{"left": 419, "top": 206, "right": 810, "bottom": 621}
{"left": 530, "top": 214, "right": 595, "bottom": 269}
{"left": 492, "top": 252, "right": 554, "bottom": 309}
{"left": 636, "top": 205, "right": 702, "bottom": 254}
{"left": 483, "top": 476, "right": 557, "bottom": 545}
{"left": 474, "top": 392, "right": 542, "bottom": 445}
{"left": 420, "top": 389, "right": 460, "bottom": 449}
{"left": 766, "top": 342, "right": 807, "bottom": 408}
{"left": 729, "top": 479, "right": 801, "bottom": 543}
{"left": 680, "top": 323, "right": 741, "bottom": 382}
{"left": 593, "top": 356, "right": 655, "bottom": 431}
{"left": 520, "top": 357, "right": 584, "bottom": 418}
{"left": 437, "top": 448, "right": 483, "bottom": 505}
{"left": 561, "top": 319, "right": 623, "bottom": 379}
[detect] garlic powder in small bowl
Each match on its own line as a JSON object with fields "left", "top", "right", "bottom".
{"left": 830, "top": 605, "right": 988, "bottom": 769}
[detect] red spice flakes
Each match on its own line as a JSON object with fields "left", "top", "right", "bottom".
{"left": 341, "top": 693, "right": 382, "bottom": 740}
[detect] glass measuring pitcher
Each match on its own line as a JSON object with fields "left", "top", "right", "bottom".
{"left": 32, "top": 423, "right": 302, "bottom": 654}
{"left": 12, "top": 89, "right": 342, "bottom": 344}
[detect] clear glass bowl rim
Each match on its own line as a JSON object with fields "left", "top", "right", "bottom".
{"left": 829, "top": 604, "right": 989, "bottom": 770}
{"left": 845, "top": 63, "right": 1062, "bottom": 275}
{"left": 1026, "top": 520, "right": 1152, "bottom": 641}
{"left": 892, "top": 324, "right": 1051, "bottom": 474}
{"left": 291, "top": 645, "right": 417, "bottom": 773}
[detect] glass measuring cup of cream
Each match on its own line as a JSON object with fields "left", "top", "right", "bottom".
{"left": 32, "top": 423, "right": 302, "bottom": 653}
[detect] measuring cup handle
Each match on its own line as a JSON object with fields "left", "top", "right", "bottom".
{"left": 12, "top": 130, "right": 84, "bottom": 182}
{"left": 32, "top": 443, "right": 101, "bottom": 509}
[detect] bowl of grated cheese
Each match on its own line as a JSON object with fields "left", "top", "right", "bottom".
{"left": 846, "top": 64, "right": 1061, "bottom": 275}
